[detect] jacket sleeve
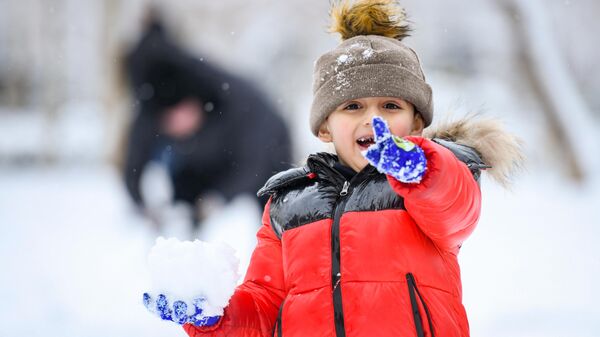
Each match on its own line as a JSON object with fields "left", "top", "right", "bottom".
{"left": 387, "top": 136, "right": 482, "bottom": 253}
{"left": 183, "top": 198, "right": 286, "bottom": 337}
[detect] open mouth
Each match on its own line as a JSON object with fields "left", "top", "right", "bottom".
{"left": 356, "top": 136, "right": 375, "bottom": 150}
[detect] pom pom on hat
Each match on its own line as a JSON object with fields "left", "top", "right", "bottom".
{"left": 330, "top": 0, "right": 411, "bottom": 41}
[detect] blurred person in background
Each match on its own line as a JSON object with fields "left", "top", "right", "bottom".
{"left": 122, "top": 14, "right": 292, "bottom": 234}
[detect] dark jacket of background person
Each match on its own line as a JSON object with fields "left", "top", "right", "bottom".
{"left": 122, "top": 21, "right": 292, "bottom": 211}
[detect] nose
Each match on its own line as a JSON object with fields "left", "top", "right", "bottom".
{"left": 363, "top": 106, "right": 380, "bottom": 126}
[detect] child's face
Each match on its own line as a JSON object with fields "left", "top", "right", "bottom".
{"left": 318, "top": 97, "right": 424, "bottom": 172}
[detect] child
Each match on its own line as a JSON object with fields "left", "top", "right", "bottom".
{"left": 145, "top": 1, "right": 523, "bottom": 336}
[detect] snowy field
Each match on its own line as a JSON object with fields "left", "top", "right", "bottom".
{"left": 0, "top": 161, "right": 598, "bottom": 337}
{"left": 0, "top": 165, "right": 258, "bottom": 337}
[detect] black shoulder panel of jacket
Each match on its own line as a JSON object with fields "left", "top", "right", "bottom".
{"left": 257, "top": 166, "right": 312, "bottom": 197}
{"left": 432, "top": 138, "right": 490, "bottom": 182}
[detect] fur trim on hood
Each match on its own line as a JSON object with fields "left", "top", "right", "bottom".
{"left": 424, "top": 113, "right": 525, "bottom": 188}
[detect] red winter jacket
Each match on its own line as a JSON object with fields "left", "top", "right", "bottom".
{"left": 184, "top": 137, "right": 483, "bottom": 337}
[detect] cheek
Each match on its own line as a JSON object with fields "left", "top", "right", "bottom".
{"left": 329, "top": 124, "right": 354, "bottom": 141}
{"left": 390, "top": 125, "right": 411, "bottom": 137}
{"left": 333, "top": 132, "right": 355, "bottom": 151}
{"left": 389, "top": 117, "right": 416, "bottom": 137}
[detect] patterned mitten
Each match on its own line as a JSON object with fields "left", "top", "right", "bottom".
{"left": 363, "top": 116, "right": 427, "bottom": 183}
{"left": 143, "top": 293, "right": 221, "bottom": 326}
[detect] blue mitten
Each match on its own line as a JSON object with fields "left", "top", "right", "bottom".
{"left": 143, "top": 292, "right": 221, "bottom": 326}
{"left": 363, "top": 116, "right": 427, "bottom": 183}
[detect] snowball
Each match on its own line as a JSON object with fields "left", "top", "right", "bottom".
{"left": 147, "top": 237, "right": 240, "bottom": 316}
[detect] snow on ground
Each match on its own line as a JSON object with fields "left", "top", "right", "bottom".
{"left": 0, "top": 164, "right": 599, "bottom": 337}
{"left": 463, "top": 170, "right": 600, "bottom": 337}
{"left": 0, "top": 165, "right": 258, "bottom": 337}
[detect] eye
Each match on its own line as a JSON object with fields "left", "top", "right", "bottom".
{"left": 343, "top": 102, "right": 361, "bottom": 110}
{"left": 383, "top": 102, "right": 401, "bottom": 109}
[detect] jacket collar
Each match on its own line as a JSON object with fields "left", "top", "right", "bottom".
{"left": 307, "top": 152, "right": 378, "bottom": 185}
{"left": 257, "top": 152, "right": 380, "bottom": 197}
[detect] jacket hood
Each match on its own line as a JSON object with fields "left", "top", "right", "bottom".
{"left": 424, "top": 113, "right": 525, "bottom": 188}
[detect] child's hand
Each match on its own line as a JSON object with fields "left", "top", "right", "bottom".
{"left": 362, "top": 116, "right": 427, "bottom": 183}
{"left": 143, "top": 292, "right": 221, "bottom": 327}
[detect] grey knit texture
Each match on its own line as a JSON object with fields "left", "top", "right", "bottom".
{"left": 310, "top": 35, "right": 433, "bottom": 136}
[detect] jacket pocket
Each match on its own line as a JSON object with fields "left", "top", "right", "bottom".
{"left": 406, "top": 273, "right": 435, "bottom": 337}
{"left": 272, "top": 299, "right": 285, "bottom": 337}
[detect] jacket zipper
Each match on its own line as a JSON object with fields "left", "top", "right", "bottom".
{"left": 406, "top": 273, "right": 435, "bottom": 337}
{"left": 331, "top": 180, "right": 351, "bottom": 337}
{"left": 309, "top": 156, "right": 374, "bottom": 337}
{"left": 272, "top": 299, "right": 285, "bottom": 337}
{"left": 339, "top": 181, "right": 350, "bottom": 196}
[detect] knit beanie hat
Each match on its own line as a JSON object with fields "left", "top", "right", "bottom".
{"left": 310, "top": 0, "right": 433, "bottom": 136}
